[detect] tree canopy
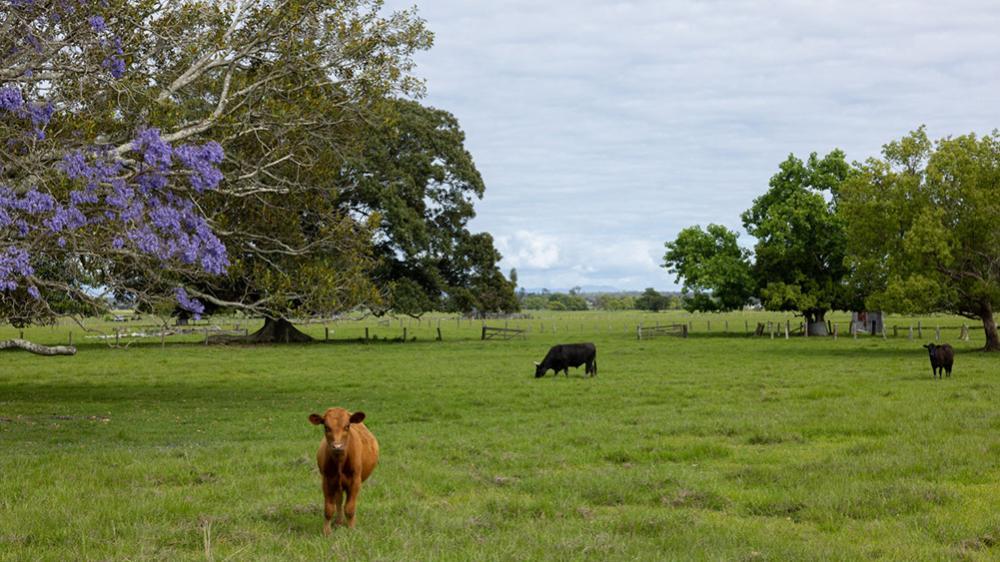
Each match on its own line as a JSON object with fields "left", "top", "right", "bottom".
{"left": 839, "top": 127, "right": 1000, "bottom": 350}
{"left": 340, "top": 99, "right": 517, "bottom": 317}
{"left": 663, "top": 150, "right": 854, "bottom": 332}
{"left": 2, "top": 0, "right": 516, "bottom": 339}
{"left": 663, "top": 224, "right": 753, "bottom": 312}
{"left": 739, "top": 150, "right": 855, "bottom": 333}
{"left": 634, "top": 288, "right": 672, "bottom": 312}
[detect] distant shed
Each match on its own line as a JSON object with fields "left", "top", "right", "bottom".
{"left": 851, "top": 310, "right": 884, "bottom": 334}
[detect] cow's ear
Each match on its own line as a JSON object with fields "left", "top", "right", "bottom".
{"left": 349, "top": 411, "right": 366, "bottom": 424}
{"left": 309, "top": 414, "right": 324, "bottom": 425}
{"left": 534, "top": 362, "right": 540, "bottom": 366}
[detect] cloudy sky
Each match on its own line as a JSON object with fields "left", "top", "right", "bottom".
{"left": 382, "top": 0, "right": 1000, "bottom": 291}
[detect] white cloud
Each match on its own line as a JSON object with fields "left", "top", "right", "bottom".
{"left": 495, "top": 230, "right": 560, "bottom": 270}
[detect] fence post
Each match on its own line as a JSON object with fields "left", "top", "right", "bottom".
{"left": 784, "top": 321, "right": 789, "bottom": 339}
{"left": 725, "top": 320, "right": 729, "bottom": 333}
{"left": 364, "top": 327, "right": 369, "bottom": 343}
{"left": 833, "top": 323, "right": 838, "bottom": 340}
{"left": 436, "top": 327, "right": 443, "bottom": 341}
{"left": 804, "top": 322, "right": 808, "bottom": 338}
{"left": 481, "top": 325, "right": 487, "bottom": 340}
{"left": 325, "top": 327, "right": 329, "bottom": 342}
{"left": 682, "top": 324, "right": 688, "bottom": 338}
{"left": 917, "top": 320, "right": 922, "bottom": 339}
{"left": 637, "top": 323, "right": 642, "bottom": 340}
{"left": 935, "top": 326, "right": 940, "bottom": 341}
{"left": 707, "top": 320, "right": 711, "bottom": 332}
{"left": 68, "top": 331, "right": 73, "bottom": 346}
{"left": 908, "top": 326, "right": 913, "bottom": 340}
{"left": 893, "top": 326, "right": 898, "bottom": 338}
{"left": 205, "top": 327, "right": 209, "bottom": 345}
{"left": 115, "top": 329, "right": 119, "bottom": 346}
{"left": 161, "top": 330, "right": 166, "bottom": 348}
{"left": 403, "top": 327, "right": 407, "bottom": 342}
{"left": 745, "top": 320, "right": 749, "bottom": 335}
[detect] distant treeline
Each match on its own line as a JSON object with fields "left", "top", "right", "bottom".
{"left": 518, "top": 288, "right": 682, "bottom": 311}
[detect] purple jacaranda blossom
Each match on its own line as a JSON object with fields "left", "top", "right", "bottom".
{"left": 87, "top": 15, "right": 106, "bottom": 32}
{"left": 25, "top": 102, "right": 54, "bottom": 127}
{"left": 69, "top": 189, "right": 99, "bottom": 206}
{"left": 0, "top": 87, "right": 24, "bottom": 111}
{"left": 175, "top": 142, "right": 224, "bottom": 192}
{"left": 174, "top": 287, "right": 205, "bottom": 319}
{"left": 27, "top": 285, "right": 40, "bottom": 299}
{"left": 134, "top": 128, "right": 172, "bottom": 170}
{"left": 60, "top": 152, "right": 89, "bottom": 179}
{"left": 0, "top": 247, "right": 33, "bottom": 291}
{"left": 4, "top": 128, "right": 229, "bottom": 297}
{"left": 102, "top": 56, "right": 125, "bottom": 78}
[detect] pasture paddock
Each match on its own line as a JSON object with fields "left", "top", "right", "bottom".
{"left": 2, "top": 312, "right": 1000, "bottom": 560}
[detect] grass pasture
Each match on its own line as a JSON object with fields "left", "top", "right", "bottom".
{"left": 2, "top": 312, "right": 1000, "bottom": 560}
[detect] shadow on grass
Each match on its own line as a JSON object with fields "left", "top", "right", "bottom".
{"left": 257, "top": 503, "right": 321, "bottom": 536}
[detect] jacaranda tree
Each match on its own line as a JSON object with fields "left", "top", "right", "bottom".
{"left": 1, "top": 0, "right": 228, "bottom": 336}
{"left": 2, "top": 0, "right": 435, "bottom": 344}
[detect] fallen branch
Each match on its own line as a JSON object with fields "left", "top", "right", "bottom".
{"left": 0, "top": 339, "right": 77, "bottom": 356}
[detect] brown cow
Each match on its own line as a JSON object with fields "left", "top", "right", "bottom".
{"left": 308, "top": 407, "right": 379, "bottom": 533}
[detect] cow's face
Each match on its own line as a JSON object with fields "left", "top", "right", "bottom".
{"left": 534, "top": 361, "right": 546, "bottom": 378}
{"left": 309, "top": 408, "right": 366, "bottom": 454}
{"left": 923, "top": 343, "right": 936, "bottom": 357}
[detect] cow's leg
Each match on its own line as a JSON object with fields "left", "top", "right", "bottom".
{"left": 322, "top": 481, "right": 336, "bottom": 535}
{"left": 344, "top": 479, "right": 362, "bottom": 528}
{"left": 332, "top": 481, "right": 345, "bottom": 526}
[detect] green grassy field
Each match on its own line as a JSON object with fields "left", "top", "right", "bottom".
{"left": 2, "top": 312, "right": 999, "bottom": 560}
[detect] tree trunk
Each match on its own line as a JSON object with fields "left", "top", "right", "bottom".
{"left": 246, "top": 317, "right": 313, "bottom": 344}
{"left": 805, "top": 310, "right": 829, "bottom": 336}
{"left": 0, "top": 339, "right": 77, "bottom": 356}
{"left": 983, "top": 305, "right": 1000, "bottom": 352}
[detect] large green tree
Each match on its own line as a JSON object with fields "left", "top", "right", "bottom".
{"left": 840, "top": 127, "right": 1000, "bottom": 351}
{"left": 740, "top": 150, "right": 855, "bottom": 335}
{"left": 125, "top": 0, "right": 433, "bottom": 341}
{"left": 0, "top": 0, "right": 435, "bottom": 344}
{"left": 634, "top": 288, "right": 671, "bottom": 312}
{"left": 663, "top": 224, "right": 754, "bottom": 312}
{"left": 339, "top": 98, "right": 517, "bottom": 317}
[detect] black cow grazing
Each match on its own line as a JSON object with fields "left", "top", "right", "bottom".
{"left": 923, "top": 343, "right": 954, "bottom": 378}
{"left": 534, "top": 343, "right": 597, "bottom": 378}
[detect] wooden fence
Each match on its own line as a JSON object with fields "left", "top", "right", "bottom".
{"left": 636, "top": 323, "right": 687, "bottom": 339}
{"left": 482, "top": 326, "right": 527, "bottom": 341}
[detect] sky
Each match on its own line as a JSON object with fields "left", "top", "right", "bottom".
{"left": 381, "top": 0, "right": 1000, "bottom": 291}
